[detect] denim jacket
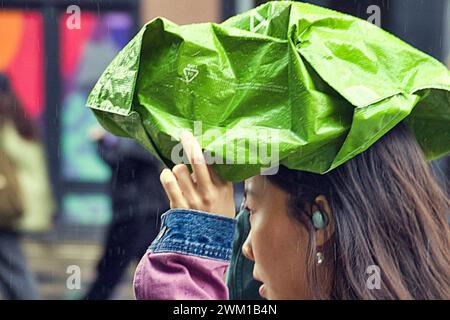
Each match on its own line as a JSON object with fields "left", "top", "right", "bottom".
{"left": 134, "top": 208, "right": 236, "bottom": 299}
{"left": 133, "top": 208, "right": 263, "bottom": 300}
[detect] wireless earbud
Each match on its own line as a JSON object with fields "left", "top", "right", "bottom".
{"left": 312, "top": 210, "right": 328, "bottom": 229}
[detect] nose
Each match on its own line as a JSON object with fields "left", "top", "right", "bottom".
{"left": 242, "top": 231, "right": 255, "bottom": 262}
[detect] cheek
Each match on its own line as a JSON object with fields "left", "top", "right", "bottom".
{"left": 249, "top": 215, "right": 276, "bottom": 272}
{"left": 276, "top": 224, "right": 311, "bottom": 298}
{"left": 252, "top": 214, "right": 311, "bottom": 299}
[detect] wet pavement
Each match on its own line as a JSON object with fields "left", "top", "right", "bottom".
{"left": 20, "top": 238, "right": 136, "bottom": 300}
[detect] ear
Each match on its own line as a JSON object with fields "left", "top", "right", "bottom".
{"left": 312, "top": 195, "right": 335, "bottom": 247}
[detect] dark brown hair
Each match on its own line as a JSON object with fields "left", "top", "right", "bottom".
{"left": 0, "top": 76, "right": 37, "bottom": 141}
{"left": 267, "top": 122, "right": 450, "bottom": 299}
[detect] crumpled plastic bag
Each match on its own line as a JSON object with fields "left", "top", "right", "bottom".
{"left": 86, "top": 1, "right": 450, "bottom": 181}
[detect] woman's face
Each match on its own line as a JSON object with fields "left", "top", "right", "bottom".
{"left": 242, "top": 175, "right": 313, "bottom": 300}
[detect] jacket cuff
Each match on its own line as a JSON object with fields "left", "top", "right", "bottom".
{"left": 149, "top": 209, "right": 237, "bottom": 261}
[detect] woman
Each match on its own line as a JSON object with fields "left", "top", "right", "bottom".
{"left": 133, "top": 124, "right": 450, "bottom": 300}
{"left": 0, "top": 73, "right": 55, "bottom": 299}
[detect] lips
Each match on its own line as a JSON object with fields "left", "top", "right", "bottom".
{"left": 259, "top": 283, "right": 266, "bottom": 298}
{"left": 253, "top": 272, "right": 266, "bottom": 298}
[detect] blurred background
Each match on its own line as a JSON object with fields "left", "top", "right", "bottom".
{"left": 0, "top": 0, "right": 448, "bottom": 300}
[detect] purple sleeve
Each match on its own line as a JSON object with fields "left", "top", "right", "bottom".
{"left": 133, "top": 252, "right": 230, "bottom": 300}
{"left": 133, "top": 209, "right": 236, "bottom": 300}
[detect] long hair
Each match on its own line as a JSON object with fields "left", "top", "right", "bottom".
{"left": 0, "top": 74, "right": 37, "bottom": 141}
{"left": 267, "top": 122, "right": 450, "bottom": 299}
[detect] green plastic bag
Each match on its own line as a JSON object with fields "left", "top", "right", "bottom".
{"left": 86, "top": 1, "right": 450, "bottom": 182}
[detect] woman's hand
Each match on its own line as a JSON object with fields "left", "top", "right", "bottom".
{"left": 160, "top": 131, "right": 235, "bottom": 219}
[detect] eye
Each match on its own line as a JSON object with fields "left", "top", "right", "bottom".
{"left": 243, "top": 206, "right": 254, "bottom": 217}
{"left": 240, "top": 200, "right": 255, "bottom": 218}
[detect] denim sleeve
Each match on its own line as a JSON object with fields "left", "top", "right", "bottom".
{"left": 149, "top": 209, "right": 237, "bottom": 261}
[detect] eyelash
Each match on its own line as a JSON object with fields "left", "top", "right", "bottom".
{"left": 241, "top": 199, "right": 254, "bottom": 216}
{"left": 244, "top": 206, "right": 254, "bottom": 216}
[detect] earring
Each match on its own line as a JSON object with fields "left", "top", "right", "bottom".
{"left": 316, "top": 252, "right": 324, "bottom": 265}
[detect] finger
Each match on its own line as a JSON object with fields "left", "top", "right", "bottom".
{"left": 172, "top": 164, "right": 196, "bottom": 196}
{"left": 207, "top": 164, "right": 226, "bottom": 185}
{"left": 180, "top": 131, "right": 212, "bottom": 189}
{"left": 191, "top": 172, "right": 197, "bottom": 184}
{"left": 160, "top": 168, "right": 188, "bottom": 208}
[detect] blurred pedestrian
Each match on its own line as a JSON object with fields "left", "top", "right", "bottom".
{"left": 83, "top": 127, "right": 168, "bottom": 300}
{"left": 0, "top": 73, "right": 55, "bottom": 299}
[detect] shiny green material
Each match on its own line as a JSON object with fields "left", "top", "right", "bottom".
{"left": 87, "top": 1, "right": 450, "bottom": 182}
